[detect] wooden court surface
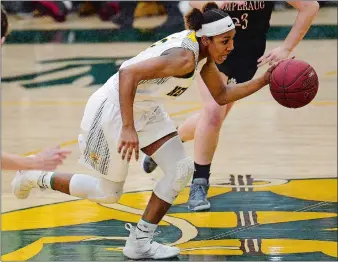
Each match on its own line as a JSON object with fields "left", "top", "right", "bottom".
{"left": 1, "top": 8, "right": 337, "bottom": 261}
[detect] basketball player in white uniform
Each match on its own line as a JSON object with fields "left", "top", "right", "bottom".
{"left": 12, "top": 3, "right": 280, "bottom": 259}
{"left": 1, "top": 6, "right": 71, "bottom": 171}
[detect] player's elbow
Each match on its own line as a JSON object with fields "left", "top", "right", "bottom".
{"left": 301, "top": 1, "right": 319, "bottom": 14}
{"left": 308, "top": 1, "right": 320, "bottom": 14}
{"left": 215, "top": 97, "right": 228, "bottom": 106}
{"left": 214, "top": 88, "right": 228, "bottom": 106}
{"left": 177, "top": 49, "right": 196, "bottom": 75}
{"left": 119, "top": 67, "right": 138, "bottom": 84}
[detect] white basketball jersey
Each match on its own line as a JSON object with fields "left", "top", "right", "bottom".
{"left": 103, "top": 30, "right": 201, "bottom": 109}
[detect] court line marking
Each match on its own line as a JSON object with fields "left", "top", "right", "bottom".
{"left": 202, "top": 201, "right": 333, "bottom": 242}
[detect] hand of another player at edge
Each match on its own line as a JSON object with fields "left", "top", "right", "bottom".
{"left": 33, "top": 146, "right": 71, "bottom": 170}
{"left": 262, "top": 56, "right": 295, "bottom": 85}
{"left": 257, "top": 46, "right": 292, "bottom": 67}
{"left": 118, "top": 125, "right": 139, "bottom": 162}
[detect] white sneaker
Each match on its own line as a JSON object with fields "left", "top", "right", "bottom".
{"left": 11, "top": 170, "right": 41, "bottom": 199}
{"left": 122, "top": 223, "right": 180, "bottom": 260}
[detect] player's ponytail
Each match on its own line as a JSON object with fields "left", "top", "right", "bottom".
{"left": 185, "top": 2, "right": 233, "bottom": 38}
{"left": 185, "top": 8, "right": 204, "bottom": 31}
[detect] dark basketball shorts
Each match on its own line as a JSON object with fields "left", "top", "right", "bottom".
{"left": 217, "top": 41, "right": 266, "bottom": 84}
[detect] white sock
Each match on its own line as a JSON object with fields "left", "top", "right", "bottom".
{"left": 136, "top": 219, "right": 158, "bottom": 238}
{"left": 37, "top": 172, "right": 55, "bottom": 190}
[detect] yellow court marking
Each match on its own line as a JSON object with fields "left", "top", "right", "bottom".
{"left": 325, "top": 71, "right": 337, "bottom": 76}
{"left": 254, "top": 179, "right": 337, "bottom": 202}
{"left": 262, "top": 239, "right": 337, "bottom": 258}
{"left": 2, "top": 199, "right": 169, "bottom": 231}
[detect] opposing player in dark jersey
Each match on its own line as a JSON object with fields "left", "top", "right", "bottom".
{"left": 142, "top": 1, "right": 320, "bottom": 211}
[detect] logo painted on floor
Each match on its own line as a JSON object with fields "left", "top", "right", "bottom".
{"left": 1, "top": 57, "right": 131, "bottom": 89}
{"left": 2, "top": 57, "right": 336, "bottom": 91}
{"left": 2, "top": 176, "right": 337, "bottom": 261}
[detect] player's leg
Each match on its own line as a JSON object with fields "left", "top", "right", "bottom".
{"left": 142, "top": 72, "right": 232, "bottom": 174}
{"left": 123, "top": 107, "right": 193, "bottom": 260}
{"left": 183, "top": 73, "right": 233, "bottom": 211}
{"left": 11, "top": 170, "right": 126, "bottom": 203}
{"left": 188, "top": 58, "right": 260, "bottom": 211}
{"left": 142, "top": 74, "right": 233, "bottom": 211}
{"left": 12, "top": 90, "right": 128, "bottom": 205}
{"left": 187, "top": 58, "right": 260, "bottom": 211}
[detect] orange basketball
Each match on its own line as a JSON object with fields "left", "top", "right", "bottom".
{"left": 269, "top": 59, "right": 319, "bottom": 108}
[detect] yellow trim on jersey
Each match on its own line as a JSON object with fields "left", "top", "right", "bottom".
{"left": 187, "top": 31, "right": 197, "bottom": 43}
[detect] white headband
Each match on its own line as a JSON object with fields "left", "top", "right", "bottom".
{"left": 196, "top": 16, "right": 235, "bottom": 37}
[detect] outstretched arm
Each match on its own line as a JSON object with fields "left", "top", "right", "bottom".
{"left": 2, "top": 152, "right": 38, "bottom": 170}
{"left": 258, "top": 1, "right": 319, "bottom": 66}
{"left": 284, "top": 1, "right": 320, "bottom": 51}
{"left": 200, "top": 57, "right": 273, "bottom": 106}
{"left": 1, "top": 147, "right": 71, "bottom": 171}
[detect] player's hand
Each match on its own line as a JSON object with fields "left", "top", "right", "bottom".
{"left": 257, "top": 46, "right": 291, "bottom": 67}
{"left": 118, "top": 125, "right": 139, "bottom": 162}
{"left": 262, "top": 57, "right": 295, "bottom": 85}
{"left": 31, "top": 146, "right": 71, "bottom": 170}
{"left": 217, "top": 1, "right": 245, "bottom": 9}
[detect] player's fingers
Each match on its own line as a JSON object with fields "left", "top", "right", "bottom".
{"left": 57, "top": 152, "right": 71, "bottom": 159}
{"left": 122, "top": 143, "right": 130, "bottom": 160}
{"left": 56, "top": 149, "right": 71, "bottom": 157}
{"left": 257, "top": 56, "right": 264, "bottom": 63}
{"left": 127, "top": 147, "right": 134, "bottom": 162}
{"left": 257, "top": 52, "right": 271, "bottom": 63}
{"left": 257, "top": 59, "right": 269, "bottom": 68}
{"left": 135, "top": 143, "right": 139, "bottom": 161}
{"left": 57, "top": 148, "right": 71, "bottom": 154}
{"left": 269, "top": 59, "right": 277, "bottom": 66}
{"left": 118, "top": 141, "right": 126, "bottom": 154}
{"left": 51, "top": 155, "right": 64, "bottom": 163}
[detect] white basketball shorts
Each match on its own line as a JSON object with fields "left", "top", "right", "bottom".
{"left": 78, "top": 87, "right": 177, "bottom": 181}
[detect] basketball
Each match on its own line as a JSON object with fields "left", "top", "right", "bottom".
{"left": 269, "top": 59, "right": 319, "bottom": 108}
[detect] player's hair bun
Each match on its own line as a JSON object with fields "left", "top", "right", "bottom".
{"left": 185, "top": 8, "right": 204, "bottom": 31}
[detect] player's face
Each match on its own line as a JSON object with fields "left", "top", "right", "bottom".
{"left": 208, "top": 29, "right": 235, "bottom": 64}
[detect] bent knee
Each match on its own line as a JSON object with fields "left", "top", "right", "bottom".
{"left": 88, "top": 179, "right": 124, "bottom": 204}
{"left": 203, "top": 103, "right": 228, "bottom": 127}
{"left": 88, "top": 190, "right": 122, "bottom": 204}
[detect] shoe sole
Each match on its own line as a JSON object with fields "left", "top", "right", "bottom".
{"left": 188, "top": 202, "right": 211, "bottom": 211}
{"left": 123, "top": 248, "right": 179, "bottom": 260}
{"left": 11, "top": 175, "right": 31, "bottom": 199}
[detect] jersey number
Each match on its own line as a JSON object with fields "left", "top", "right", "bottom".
{"left": 232, "top": 13, "right": 249, "bottom": 29}
{"left": 167, "top": 86, "right": 188, "bottom": 97}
